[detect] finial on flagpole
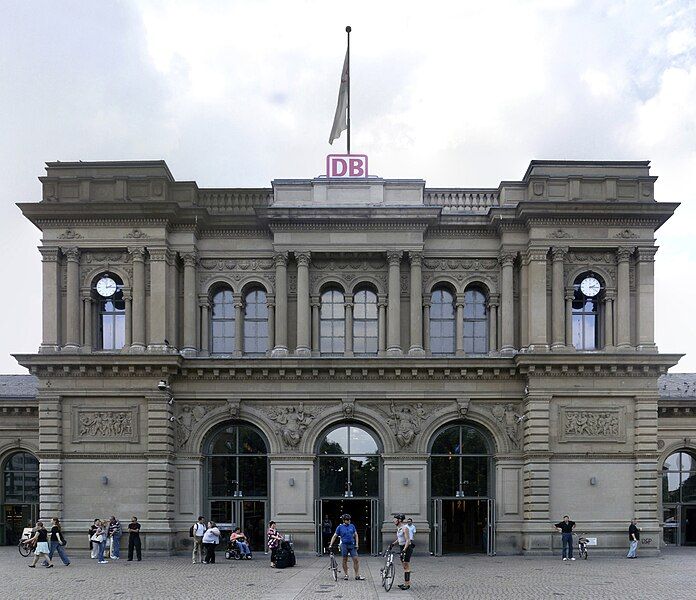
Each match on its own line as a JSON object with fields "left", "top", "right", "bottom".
{"left": 346, "top": 25, "right": 351, "bottom": 33}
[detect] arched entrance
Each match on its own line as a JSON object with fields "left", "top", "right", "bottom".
{"left": 1, "top": 451, "right": 39, "bottom": 545}
{"left": 314, "top": 423, "right": 382, "bottom": 555}
{"left": 203, "top": 422, "right": 269, "bottom": 552}
{"left": 662, "top": 449, "right": 696, "bottom": 546}
{"left": 428, "top": 423, "right": 495, "bottom": 555}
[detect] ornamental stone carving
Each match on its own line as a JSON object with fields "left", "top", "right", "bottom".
{"left": 491, "top": 403, "right": 523, "bottom": 449}
{"left": 549, "top": 229, "right": 571, "bottom": 239}
{"left": 124, "top": 228, "right": 149, "bottom": 239}
{"left": 615, "top": 229, "right": 638, "bottom": 239}
{"left": 175, "top": 404, "right": 209, "bottom": 449}
{"left": 559, "top": 407, "right": 625, "bottom": 442}
{"left": 73, "top": 408, "right": 138, "bottom": 443}
{"left": 58, "top": 229, "right": 83, "bottom": 240}
{"left": 383, "top": 400, "right": 427, "bottom": 447}
{"left": 267, "top": 403, "right": 316, "bottom": 448}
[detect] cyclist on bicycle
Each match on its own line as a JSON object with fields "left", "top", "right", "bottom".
{"left": 328, "top": 514, "right": 365, "bottom": 581}
{"left": 388, "top": 513, "right": 413, "bottom": 590}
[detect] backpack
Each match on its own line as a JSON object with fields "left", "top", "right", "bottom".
{"left": 189, "top": 524, "right": 195, "bottom": 538}
{"left": 275, "top": 541, "right": 296, "bottom": 569}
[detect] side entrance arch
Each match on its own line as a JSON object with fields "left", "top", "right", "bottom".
{"left": 1, "top": 451, "right": 39, "bottom": 545}
{"left": 428, "top": 422, "right": 496, "bottom": 556}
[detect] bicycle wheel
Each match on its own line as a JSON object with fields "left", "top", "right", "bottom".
{"left": 330, "top": 556, "right": 338, "bottom": 581}
{"left": 384, "top": 562, "right": 395, "bottom": 592}
{"left": 18, "top": 543, "right": 31, "bottom": 558}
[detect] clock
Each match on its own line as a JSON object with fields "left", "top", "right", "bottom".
{"left": 96, "top": 276, "right": 117, "bottom": 298}
{"left": 580, "top": 276, "right": 601, "bottom": 297}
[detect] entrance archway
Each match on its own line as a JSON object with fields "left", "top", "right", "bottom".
{"left": 428, "top": 423, "right": 495, "bottom": 555}
{"left": 1, "top": 451, "right": 39, "bottom": 545}
{"left": 203, "top": 422, "right": 269, "bottom": 552}
{"left": 662, "top": 449, "right": 696, "bottom": 546}
{"left": 315, "top": 423, "right": 382, "bottom": 555}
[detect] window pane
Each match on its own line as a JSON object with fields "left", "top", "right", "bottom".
{"left": 350, "top": 427, "right": 379, "bottom": 454}
{"left": 682, "top": 453, "right": 696, "bottom": 471}
{"left": 664, "top": 453, "right": 681, "bottom": 471}
{"left": 572, "top": 315, "right": 583, "bottom": 348}
{"left": 320, "top": 427, "right": 349, "bottom": 454}
{"left": 114, "top": 314, "right": 125, "bottom": 349}
{"left": 4, "top": 472, "right": 23, "bottom": 502}
{"left": 461, "top": 427, "right": 489, "bottom": 454}
{"left": 350, "top": 456, "right": 379, "bottom": 497}
{"left": 212, "top": 427, "right": 237, "bottom": 454}
{"left": 662, "top": 473, "right": 681, "bottom": 503}
{"left": 431, "top": 427, "right": 459, "bottom": 454}
{"left": 461, "top": 457, "right": 488, "bottom": 497}
{"left": 365, "top": 337, "right": 378, "bottom": 354}
{"left": 239, "top": 427, "right": 267, "bottom": 454}
{"left": 431, "top": 456, "right": 459, "bottom": 497}
{"left": 210, "top": 501, "right": 232, "bottom": 524}
{"left": 319, "top": 457, "right": 347, "bottom": 497}
{"left": 239, "top": 456, "right": 268, "bottom": 497}
{"left": 584, "top": 317, "right": 596, "bottom": 350}
{"left": 210, "top": 456, "right": 236, "bottom": 496}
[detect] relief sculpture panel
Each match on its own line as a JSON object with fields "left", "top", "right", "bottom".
{"left": 73, "top": 407, "right": 139, "bottom": 443}
{"left": 558, "top": 406, "right": 626, "bottom": 443}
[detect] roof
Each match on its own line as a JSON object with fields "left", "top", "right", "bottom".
{"left": 0, "top": 375, "right": 39, "bottom": 398}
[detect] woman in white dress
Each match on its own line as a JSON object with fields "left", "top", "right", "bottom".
{"left": 28, "top": 521, "right": 53, "bottom": 568}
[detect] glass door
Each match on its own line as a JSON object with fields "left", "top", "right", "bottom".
{"left": 486, "top": 498, "right": 496, "bottom": 556}
{"left": 2, "top": 504, "right": 39, "bottom": 545}
{"left": 662, "top": 505, "right": 680, "bottom": 546}
{"left": 430, "top": 498, "right": 443, "bottom": 556}
{"left": 370, "top": 498, "right": 382, "bottom": 556}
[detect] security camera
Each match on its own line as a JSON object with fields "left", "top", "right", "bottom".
{"left": 158, "top": 380, "right": 170, "bottom": 392}
{"left": 167, "top": 397, "right": 174, "bottom": 406}
{"left": 169, "top": 416, "right": 176, "bottom": 422}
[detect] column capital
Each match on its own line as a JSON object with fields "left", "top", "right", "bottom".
{"left": 565, "top": 290, "right": 575, "bottom": 301}
{"left": 488, "top": 294, "right": 500, "bottom": 307}
{"left": 295, "top": 251, "right": 311, "bottom": 266}
{"left": 182, "top": 251, "right": 199, "bottom": 267}
{"left": 147, "top": 247, "right": 171, "bottom": 262}
{"left": 386, "top": 250, "right": 403, "bottom": 265}
{"left": 311, "top": 295, "right": 320, "bottom": 307}
{"left": 604, "top": 289, "right": 616, "bottom": 300}
{"left": 61, "top": 247, "right": 81, "bottom": 262}
{"left": 274, "top": 251, "right": 289, "bottom": 267}
{"left": 409, "top": 251, "right": 423, "bottom": 266}
{"left": 498, "top": 249, "right": 517, "bottom": 266}
{"left": 121, "top": 290, "right": 132, "bottom": 301}
{"left": 636, "top": 246, "right": 658, "bottom": 262}
{"left": 128, "top": 246, "right": 146, "bottom": 261}
{"left": 525, "top": 246, "right": 549, "bottom": 262}
{"left": 616, "top": 246, "right": 635, "bottom": 262}
{"left": 39, "top": 246, "right": 60, "bottom": 262}
{"left": 378, "top": 293, "right": 388, "bottom": 304}
{"left": 551, "top": 246, "right": 569, "bottom": 261}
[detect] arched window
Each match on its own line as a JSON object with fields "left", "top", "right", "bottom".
{"left": 463, "top": 286, "right": 488, "bottom": 354}
{"left": 92, "top": 273, "right": 125, "bottom": 350}
{"left": 320, "top": 287, "right": 345, "bottom": 355}
{"left": 662, "top": 450, "right": 696, "bottom": 546}
{"left": 2, "top": 452, "right": 39, "bottom": 504}
{"left": 243, "top": 288, "right": 268, "bottom": 356}
{"left": 430, "top": 286, "right": 455, "bottom": 355}
{"left": 353, "top": 288, "right": 378, "bottom": 356}
{"left": 317, "top": 425, "right": 380, "bottom": 498}
{"left": 572, "top": 273, "right": 603, "bottom": 350}
{"left": 210, "top": 285, "right": 235, "bottom": 354}
{"left": 430, "top": 425, "right": 491, "bottom": 498}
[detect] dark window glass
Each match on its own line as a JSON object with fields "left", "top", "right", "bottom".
{"left": 211, "top": 287, "right": 235, "bottom": 353}
{"left": 353, "top": 289, "right": 378, "bottom": 356}
{"left": 239, "top": 456, "right": 268, "bottom": 497}
{"left": 430, "top": 456, "right": 459, "bottom": 497}
{"left": 212, "top": 427, "right": 237, "bottom": 454}
{"left": 431, "top": 426, "right": 459, "bottom": 454}
{"left": 319, "top": 456, "right": 348, "bottom": 497}
{"left": 350, "top": 456, "right": 379, "bottom": 497}
{"left": 430, "top": 426, "right": 491, "bottom": 498}
{"left": 3, "top": 452, "right": 39, "bottom": 503}
{"left": 210, "top": 500, "right": 232, "bottom": 524}
{"left": 243, "top": 288, "right": 268, "bottom": 355}
{"left": 430, "top": 287, "right": 455, "bottom": 355}
{"left": 320, "top": 288, "right": 345, "bottom": 355}
{"left": 238, "top": 426, "right": 266, "bottom": 454}
{"left": 210, "top": 456, "right": 236, "bottom": 496}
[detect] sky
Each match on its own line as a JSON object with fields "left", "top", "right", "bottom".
{"left": 0, "top": 0, "right": 694, "bottom": 373}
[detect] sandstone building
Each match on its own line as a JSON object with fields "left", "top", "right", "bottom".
{"left": 1, "top": 159, "right": 691, "bottom": 555}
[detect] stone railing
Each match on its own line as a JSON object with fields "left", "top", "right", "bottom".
{"left": 424, "top": 189, "right": 500, "bottom": 212}
{"left": 197, "top": 189, "right": 272, "bottom": 213}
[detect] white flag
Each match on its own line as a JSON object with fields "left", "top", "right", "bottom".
{"left": 329, "top": 48, "right": 349, "bottom": 145}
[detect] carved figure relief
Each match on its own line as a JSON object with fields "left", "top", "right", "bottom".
{"left": 267, "top": 403, "right": 315, "bottom": 447}
{"left": 384, "top": 400, "right": 427, "bottom": 447}
{"left": 491, "top": 403, "right": 523, "bottom": 449}
{"left": 58, "top": 229, "right": 83, "bottom": 239}
{"left": 74, "top": 408, "right": 138, "bottom": 442}
{"left": 559, "top": 407, "right": 625, "bottom": 442}
{"left": 175, "top": 404, "right": 208, "bottom": 448}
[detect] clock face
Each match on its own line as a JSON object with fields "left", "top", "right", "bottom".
{"left": 580, "top": 276, "right": 601, "bottom": 297}
{"left": 96, "top": 277, "right": 117, "bottom": 298}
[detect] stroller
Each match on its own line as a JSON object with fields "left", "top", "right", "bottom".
{"left": 275, "top": 540, "right": 296, "bottom": 569}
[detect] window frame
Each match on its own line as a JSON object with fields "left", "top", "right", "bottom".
{"left": 352, "top": 288, "right": 378, "bottom": 356}
{"left": 210, "top": 285, "right": 236, "bottom": 355}
{"left": 320, "top": 287, "right": 346, "bottom": 356}
{"left": 429, "top": 286, "right": 456, "bottom": 355}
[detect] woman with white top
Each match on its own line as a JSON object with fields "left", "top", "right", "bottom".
{"left": 202, "top": 521, "right": 221, "bottom": 564}
{"left": 388, "top": 514, "right": 414, "bottom": 591}
{"left": 27, "top": 521, "right": 53, "bottom": 568}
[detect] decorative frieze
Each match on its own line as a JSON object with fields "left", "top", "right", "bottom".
{"left": 558, "top": 406, "right": 626, "bottom": 442}
{"left": 382, "top": 400, "right": 428, "bottom": 447}
{"left": 265, "top": 403, "right": 316, "bottom": 448}
{"left": 491, "top": 403, "right": 523, "bottom": 449}
{"left": 73, "top": 407, "right": 139, "bottom": 443}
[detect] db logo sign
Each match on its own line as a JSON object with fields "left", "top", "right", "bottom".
{"left": 326, "top": 154, "right": 368, "bottom": 178}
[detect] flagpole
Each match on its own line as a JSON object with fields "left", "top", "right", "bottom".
{"left": 346, "top": 25, "right": 351, "bottom": 155}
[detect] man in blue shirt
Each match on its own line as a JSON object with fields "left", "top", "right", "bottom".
{"left": 328, "top": 514, "right": 365, "bottom": 581}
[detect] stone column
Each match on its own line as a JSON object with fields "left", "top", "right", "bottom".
{"left": 519, "top": 258, "right": 529, "bottom": 349}
{"left": 499, "top": 250, "right": 515, "bottom": 353}
{"left": 234, "top": 294, "right": 244, "bottom": 356}
{"left": 386, "top": 251, "right": 403, "bottom": 356}
{"left": 526, "top": 247, "right": 549, "bottom": 352}
{"left": 199, "top": 296, "right": 210, "bottom": 356}
{"left": 551, "top": 247, "right": 567, "bottom": 350}
{"left": 422, "top": 298, "right": 431, "bottom": 354}
{"left": 129, "top": 247, "right": 146, "bottom": 351}
{"left": 616, "top": 247, "right": 633, "bottom": 350}
{"left": 148, "top": 248, "right": 170, "bottom": 352}
{"left": 295, "top": 252, "right": 311, "bottom": 356}
{"left": 378, "top": 294, "right": 387, "bottom": 356}
{"left": 455, "top": 294, "right": 465, "bottom": 357}
{"left": 267, "top": 295, "right": 276, "bottom": 353}
{"left": 63, "top": 247, "right": 81, "bottom": 350}
{"left": 636, "top": 246, "right": 658, "bottom": 352}
{"left": 182, "top": 252, "right": 198, "bottom": 356}
{"left": 82, "top": 295, "right": 93, "bottom": 351}
{"left": 272, "top": 252, "right": 289, "bottom": 357}
{"left": 488, "top": 295, "right": 499, "bottom": 353}
{"left": 123, "top": 291, "right": 132, "bottom": 348}
{"left": 344, "top": 295, "right": 354, "bottom": 357}
{"left": 39, "top": 247, "right": 61, "bottom": 352}
{"left": 408, "top": 252, "right": 425, "bottom": 356}
{"left": 167, "top": 257, "right": 178, "bottom": 349}
{"left": 565, "top": 288, "right": 574, "bottom": 348}
{"left": 603, "top": 290, "right": 615, "bottom": 349}
{"left": 38, "top": 394, "right": 63, "bottom": 520}
{"left": 311, "top": 296, "right": 320, "bottom": 355}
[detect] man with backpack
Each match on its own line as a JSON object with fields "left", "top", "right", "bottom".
{"left": 190, "top": 516, "right": 206, "bottom": 564}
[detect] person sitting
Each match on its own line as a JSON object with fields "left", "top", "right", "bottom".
{"left": 231, "top": 527, "right": 252, "bottom": 558}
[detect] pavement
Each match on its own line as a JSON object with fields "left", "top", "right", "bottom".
{"left": 3, "top": 546, "right": 696, "bottom": 600}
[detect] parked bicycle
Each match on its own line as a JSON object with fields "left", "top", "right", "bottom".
{"left": 379, "top": 547, "right": 397, "bottom": 592}
{"left": 18, "top": 527, "right": 34, "bottom": 557}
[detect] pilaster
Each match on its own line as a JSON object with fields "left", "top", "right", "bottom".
{"left": 616, "top": 246, "right": 634, "bottom": 350}
{"left": 408, "top": 251, "right": 425, "bottom": 356}
{"left": 526, "top": 247, "right": 549, "bottom": 351}
{"left": 62, "top": 247, "right": 81, "bottom": 350}
{"left": 386, "top": 250, "right": 403, "bottom": 356}
{"left": 295, "top": 251, "right": 311, "bottom": 356}
{"left": 129, "top": 247, "right": 147, "bottom": 351}
{"left": 147, "top": 247, "right": 171, "bottom": 352}
{"left": 499, "top": 250, "right": 516, "bottom": 353}
{"left": 636, "top": 246, "right": 658, "bottom": 352}
{"left": 272, "top": 252, "right": 289, "bottom": 357}
{"left": 550, "top": 247, "right": 567, "bottom": 350}
{"left": 39, "top": 247, "right": 61, "bottom": 352}
{"left": 38, "top": 394, "right": 63, "bottom": 520}
{"left": 182, "top": 251, "right": 198, "bottom": 356}
{"left": 633, "top": 395, "right": 659, "bottom": 526}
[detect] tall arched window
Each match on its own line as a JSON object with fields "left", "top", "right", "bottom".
{"left": 320, "top": 287, "right": 345, "bottom": 355}
{"left": 2, "top": 451, "right": 39, "bottom": 544}
{"left": 463, "top": 286, "right": 488, "bottom": 354}
{"left": 430, "top": 286, "right": 455, "bottom": 355}
{"left": 430, "top": 425, "right": 491, "bottom": 498}
{"left": 317, "top": 424, "right": 380, "bottom": 498}
{"left": 353, "top": 288, "right": 378, "bottom": 356}
{"left": 572, "top": 273, "right": 603, "bottom": 350}
{"left": 211, "top": 285, "right": 235, "bottom": 354}
{"left": 243, "top": 287, "right": 268, "bottom": 356}
{"left": 662, "top": 450, "right": 696, "bottom": 546}
{"left": 92, "top": 273, "right": 125, "bottom": 350}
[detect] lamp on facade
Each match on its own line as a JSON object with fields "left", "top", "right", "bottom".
{"left": 100, "top": 475, "right": 109, "bottom": 486}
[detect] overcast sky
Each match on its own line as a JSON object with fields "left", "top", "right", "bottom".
{"left": 1, "top": 0, "right": 694, "bottom": 373}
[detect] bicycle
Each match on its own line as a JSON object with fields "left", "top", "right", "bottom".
{"left": 379, "top": 546, "right": 396, "bottom": 592}
{"left": 18, "top": 539, "right": 33, "bottom": 557}
{"left": 328, "top": 547, "right": 339, "bottom": 582}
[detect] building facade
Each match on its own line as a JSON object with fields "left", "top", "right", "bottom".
{"left": 2, "top": 159, "right": 689, "bottom": 555}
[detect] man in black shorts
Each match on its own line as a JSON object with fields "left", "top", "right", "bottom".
{"left": 389, "top": 513, "right": 414, "bottom": 590}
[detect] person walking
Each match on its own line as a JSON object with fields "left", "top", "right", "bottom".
{"left": 554, "top": 515, "right": 576, "bottom": 561}
{"left": 321, "top": 516, "right": 333, "bottom": 554}
{"left": 191, "top": 516, "right": 206, "bottom": 564}
{"left": 389, "top": 514, "right": 414, "bottom": 590}
{"left": 88, "top": 519, "right": 100, "bottom": 559}
{"left": 328, "top": 514, "right": 365, "bottom": 581}
{"left": 202, "top": 521, "right": 220, "bottom": 564}
{"left": 406, "top": 518, "right": 416, "bottom": 541}
{"left": 627, "top": 518, "right": 640, "bottom": 558}
{"left": 27, "top": 521, "right": 53, "bottom": 568}
{"left": 94, "top": 520, "right": 108, "bottom": 564}
{"left": 127, "top": 516, "right": 142, "bottom": 561}
{"left": 109, "top": 516, "right": 122, "bottom": 560}
{"left": 267, "top": 521, "right": 282, "bottom": 567}
{"left": 231, "top": 527, "right": 252, "bottom": 558}
{"left": 44, "top": 517, "right": 70, "bottom": 566}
